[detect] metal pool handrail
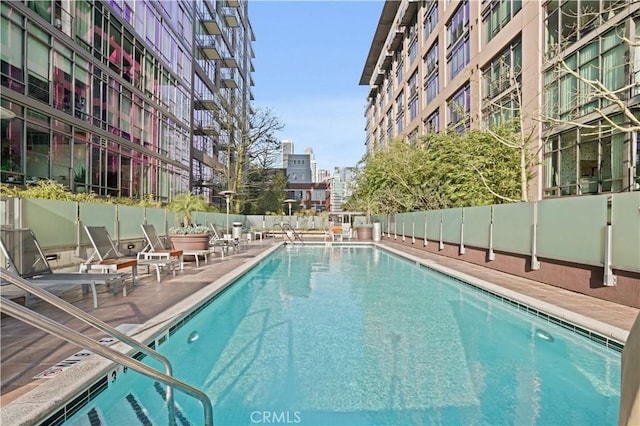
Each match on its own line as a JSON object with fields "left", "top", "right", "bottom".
{"left": 273, "top": 223, "right": 304, "bottom": 245}
{"left": 0, "top": 269, "right": 214, "bottom": 426}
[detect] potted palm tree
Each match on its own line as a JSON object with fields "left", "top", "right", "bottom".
{"left": 168, "top": 192, "right": 211, "bottom": 250}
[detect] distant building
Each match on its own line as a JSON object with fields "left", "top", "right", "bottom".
{"left": 286, "top": 154, "right": 312, "bottom": 183}
{"left": 304, "top": 147, "right": 318, "bottom": 182}
{"left": 286, "top": 182, "right": 330, "bottom": 213}
{"left": 330, "top": 167, "right": 355, "bottom": 213}
{"left": 317, "top": 169, "right": 331, "bottom": 182}
{"left": 281, "top": 140, "right": 294, "bottom": 168}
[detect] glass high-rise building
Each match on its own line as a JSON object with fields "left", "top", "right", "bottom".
{"left": 1, "top": 0, "right": 254, "bottom": 203}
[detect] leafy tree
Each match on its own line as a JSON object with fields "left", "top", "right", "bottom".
{"left": 347, "top": 130, "right": 523, "bottom": 213}
{"left": 244, "top": 168, "right": 288, "bottom": 215}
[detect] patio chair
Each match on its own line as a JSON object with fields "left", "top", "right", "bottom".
{"left": 209, "top": 224, "right": 238, "bottom": 256}
{"left": 0, "top": 227, "right": 127, "bottom": 308}
{"left": 82, "top": 226, "right": 177, "bottom": 283}
{"left": 141, "top": 224, "right": 208, "bottom": 268}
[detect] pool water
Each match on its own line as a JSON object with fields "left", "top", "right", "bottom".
{"left": 67, "top": 246, "right": 621, "bottom": 425}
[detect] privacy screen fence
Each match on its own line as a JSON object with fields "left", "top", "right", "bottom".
{"left": 372, "top": 192, "right": 639, "bottom": 282}
{"left": 2, "top": 192, "right": 638, "bottom": 282}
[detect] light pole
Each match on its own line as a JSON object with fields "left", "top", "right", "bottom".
{"left": 283, "top": 199, "right": 296, "bottom": 225}
{"left": 220, "top": 190, "right": 235, "bottom": 234}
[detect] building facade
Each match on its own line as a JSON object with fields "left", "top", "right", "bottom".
{"left": 330, "top": 166, "right": 355, "bottom": 213}
{"left": 360, "top": 0, "right": 639, "bottom": 200}
{"left": 1, "top": 0, "right": 254, "bottom": 203}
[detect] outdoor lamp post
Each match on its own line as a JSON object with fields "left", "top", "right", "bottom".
{"left": 283, "top": 199, "right": 296, "bottom": 224}
{"left": 220, "top": 190, "right": 235, "bottom": 234}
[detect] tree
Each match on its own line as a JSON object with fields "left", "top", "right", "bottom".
{"left": 216, "top": 97, "right": 284, "bottom": 213}
{"left": 346, "top": 130, "right": 522, "bottom": 213}
{"left": 244, "top": 168, "right": 288, "bottom": 215}
{"left": 479, "top": 44, "right": 537, "bottom": 202}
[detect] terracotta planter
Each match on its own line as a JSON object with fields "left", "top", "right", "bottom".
{"left": 168, "top": 233, "right": 210, "bottom": 251}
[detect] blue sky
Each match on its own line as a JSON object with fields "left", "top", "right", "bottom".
{"left": 249, "top": 0, "right": 384, "bottom": 172}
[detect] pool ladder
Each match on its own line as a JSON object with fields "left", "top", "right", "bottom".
{"left": 0, "top": 268, "right": 214, "bottom": 426}
{"left": 274, "top": 223, "right": 304, "bottom": 245}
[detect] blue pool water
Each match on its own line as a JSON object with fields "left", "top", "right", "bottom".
{"left": 66, "top": 246, "right": 621, "bottom": 425}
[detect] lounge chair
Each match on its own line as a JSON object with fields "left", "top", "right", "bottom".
{"left": 82, "top": 226, "right": 177, "bottom": 283}
{"left": 0, "top": 227, "right": 127, "bottom": 308}
{"left": 209, "top": 224, "right": 238, "bottom": 256}
{"left": 141, "top": 224, "right": 208, "bottom": 268}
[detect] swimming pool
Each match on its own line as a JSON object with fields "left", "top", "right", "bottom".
{"left": 60, "top": 245, "right": 621, "bottom": 425}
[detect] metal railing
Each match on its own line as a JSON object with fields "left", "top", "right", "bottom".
{"left": 273, "top": 223, "right": 304, "bottom": 245}
{"left": 0, "top": 268, "right": 214, "bottom": 426}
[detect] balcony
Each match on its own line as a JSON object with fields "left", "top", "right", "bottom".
{"left": 202, "top": 19, "right": 222, "bottom": 35}
{"left": 221, "top": 78, "right": 238, "bottom": 89}
{"left": 222, "top": 57, "right": 239, "bottom": 68}
{"left": 381, "top": 53, "right": 393, "bottom": 71}
{"left": 399, "top": 0, "right": 418, "bottom": 26}
{"left": 374, "top": 71, "right": 384, "bottom": 86}
{"left": 200, "top": 44, "right": 221, "bottom": 60}
{"left": 388, "top": 29, "right": 404, "bottom": 52}
{"left": 193, "top": 122, "right": 219, "bottom": 136}
{"left": 221, "top": 69, "right": 238, "bottom": 88}
{"left": 226, "top": 0, "right": 240, "bottom": 7}
{"left": 193, "top": 99, "right": 219, "bottom": 111}
{"left": 223, "top": 14, "right": 239, "bottom": 27}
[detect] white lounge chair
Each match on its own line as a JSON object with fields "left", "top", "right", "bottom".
{"left": 209, "top": 224, "right": 239, "bottom": 255}
{"left": 141, "top": 224, "right": 208, "bottom": 268}
{"left": 82, "top": 226, "right": 177, "bottom": 283}
{"left": 0, "top": 227, "right": 127, "bottom": 308}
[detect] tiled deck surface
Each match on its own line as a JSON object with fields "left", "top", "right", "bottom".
{"left": 1, "top": 237, "right": 638, "bottom": 408}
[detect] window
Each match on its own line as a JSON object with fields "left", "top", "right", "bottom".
{"left": 543, "top": 119, "right": 626, "bottom": 196}
{"left": 27, "top": 26, "right": 50, "bottom": 104}
{"left": 424, "top": 110, "right": 439, "bottom": 133}
{"left": 448, "top": 83, "right": 470, "bottom": 132}
{"left": 447, "top": 1, "right": 469, "bottom": 80}
{"left": 424, "top": 42, "right": 439, "bottom": 105}
{"left": 482, "top": 40, "right": 521, "bottom": 127}
{"left": 1, "top": 9, "right": 25, "bottom": 93}
{"left": 424, "top": 1, "right": 438, "bottom": 40}
{"left": 545, "top": 0, "right": 625, "bottom": 56}
{"left": 408, "top": 37, "right": 418, "bottom": 65}
{"left": 482, "top": 0, "right": 522, "bottom": 44}
{"left": 635, "top": 18, "right": 640, "bottom": 96}
{"left": 396, "top": 59, "right": 404, "bottom": 85}
{"left": 409, "top": 72, "right": 418, "bottom": 121}
{"left": 544, "top": 26, "right": 628, "bottom": 122}
{"left": 396, "top": 91, "right": 404, "bottom": 134}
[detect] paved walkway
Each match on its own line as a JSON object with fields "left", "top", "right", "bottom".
{"left": 1, "top": 238, "right": 638, "bottom": 408}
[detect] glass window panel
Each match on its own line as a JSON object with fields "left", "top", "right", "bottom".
{"left": 601, "top": 44, "right": 625, "bottom": 92}
{"left": 75, "top": 0, "right": 92, "bottom": 46}
{"left": 26, "top": 119, "right": 50, "bottom": 182}
{"left": 1, "top": 103, "right": 24, "bottom": 183}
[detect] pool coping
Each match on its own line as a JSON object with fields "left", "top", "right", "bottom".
{"left": 377, "top": 243, "right": 630, "bottom": 345}
{"left": 1, "top": 241, "right": 628, "bottom": 425}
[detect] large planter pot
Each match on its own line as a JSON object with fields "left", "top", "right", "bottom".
{"left": 168, "top": 233, "right": 210, "bottom": 251}
{"left": 356, "top": 225, "right": 373, "bottom": 241}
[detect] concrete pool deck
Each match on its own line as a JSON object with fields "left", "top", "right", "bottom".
{"left": 1, "top": 237, "right": 639, "bottom": 416}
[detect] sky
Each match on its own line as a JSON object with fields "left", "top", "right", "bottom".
{"left": 248, "top": 0, "right": 384, "bottom": 172}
